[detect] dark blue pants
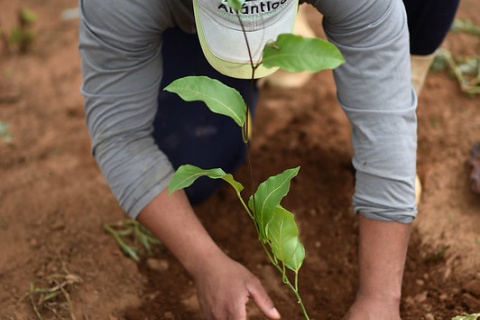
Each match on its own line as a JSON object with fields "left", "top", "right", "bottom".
{"left": 154, "top": 28, "right": 257, "bottom": 204}
{"left": 403, "top": 0, "right": 460, "bottom": 55}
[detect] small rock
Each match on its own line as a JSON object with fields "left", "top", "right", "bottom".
{"left": 164, "top": 311, "right": 174, "bottom": 319}
{"left": 464, "top": 278, "right": 480, "bottom": 297}
{"left": 404, "top": 296, "right": 415, "bottom": 306}
{"left": 146, "top": 258, "right": 169, "bottom": 272}
{"left": 425, "top": 313, "right": 435, "bottom": 320}
{"left": 181, "top": 292, "right": 200, "bottom": 311}
{"left": 462, "top": 293, "right": 480, "bottom": 311}
{"left": 415, "top": 291, "right": 428, "bottom": 303}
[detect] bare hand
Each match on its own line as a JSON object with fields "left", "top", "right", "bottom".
{"left": 192, "top": 254, "right": 281, "bottom": 320}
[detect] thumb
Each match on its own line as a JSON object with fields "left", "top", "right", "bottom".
{"left": 247, "top": 281, "right": 281, "bottom": 319}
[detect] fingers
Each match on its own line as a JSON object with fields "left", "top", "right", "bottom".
{"left": 203, "top": 279, "right": 280, "bottom": 320}
{"left": 205, "top": 297, "right": 248, "bottom": 320}
{"left": 195, "top": 258, "right": 279, "bottom": 320}
{"left": 247, "top": 279, "right": 281, "bottom": 319}
{"left": 228, "top": 301, "right": 247, "bottom": 320}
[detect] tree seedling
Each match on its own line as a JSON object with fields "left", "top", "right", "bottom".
{"left": 166, "top": 1, "right": 344, "bottom": 318}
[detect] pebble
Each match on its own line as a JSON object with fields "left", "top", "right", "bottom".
{"left": 463, "top": 278, "right": 480, "bottom": 297}
{"left": 425, "top": 313, "right": 435, "bottom": 320}
{"left": 462, "top": 293, "right": 480, "bottom": 310}
{"left": 146, "top": 258, "right": 169, "bottom": 272}
{"left": 181, "top": 292, "right": 200, "bottom": 311}
{"left": 415, "top": 291, "right": 428, "bottom": 303}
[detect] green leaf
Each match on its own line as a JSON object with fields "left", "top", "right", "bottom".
{"left": 120, "top": 244, "right": 140, "bottom": 262}
{"left": 169, "top": 164, "right": 244, "bottom": 195}
{"left": 452, "top": 314, "right": 480, "bottom": 320}
{"left": 164, "top": 76, "right": 246, "bottom": 127}
{"left": 262, "top": 34, "right": 345, "bottom": 73}
{"left": 266, "top": 206, "right": 305, "bottom": 272}
{"left": 227, "top": 0, "right": 245, "bottom": 11}
{"left": 248, "top": 167, "right": 300, "bottom": 241}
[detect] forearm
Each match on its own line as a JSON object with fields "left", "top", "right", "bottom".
{"left": 356, "top": 215, "right": 412, "bottom": 301}
{"left": 137, "top": 188, "right": 225, "bottom": 277}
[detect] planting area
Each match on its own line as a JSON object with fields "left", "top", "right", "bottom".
{"left": 0, "top": 0, "right": 479, "bottom": 319}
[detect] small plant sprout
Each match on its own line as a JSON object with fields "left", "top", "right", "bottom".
{"left": 8, "top": 7, "right": 38, "bottom": 54}
{"left": 166, "top": 2, "right": 344, "bottom": 318}
{"left": 104, "top": 219, "right": 163, "bottom": 262}
{"left": 25, "top": 265, "right": 82, "bottom": 320}
{"left": 431, "top": 18, "right": 480, "bottom": 95}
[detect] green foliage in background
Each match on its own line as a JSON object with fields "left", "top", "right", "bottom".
{"left": 11, "top": 8, "right": 37, "bottom": 53}
{"left": 0, "top": 120, "right": 12, "bottom": 142}
{"left": 431, "top": 18, "right": 480, "bottom": 95}
{"left": 0, "top": 7, "right": 38, "bottom": 54}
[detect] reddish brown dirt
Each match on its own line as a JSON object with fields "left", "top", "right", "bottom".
{"left": 0, "top": 0, "right": 479, "bottom": 319}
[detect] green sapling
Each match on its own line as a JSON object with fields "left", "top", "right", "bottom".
{"left": 166, "top": 1, "right": 344, "bottom": 318}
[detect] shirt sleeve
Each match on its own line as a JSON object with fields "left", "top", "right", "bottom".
{"left": 79, "top": 0, "right": 180, "bottom": 219}
{"left": 312, "top": 0, "right": 418, "bottom": 223}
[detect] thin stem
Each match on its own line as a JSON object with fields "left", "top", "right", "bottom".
{"left": 236, "top": 191, "right": 254, "bottom": 220}
{"left": 233, "top": 6, "right": 310, "bottom": 320}
{"left": 260, "top": 242, "right": 310, "bottom": 319}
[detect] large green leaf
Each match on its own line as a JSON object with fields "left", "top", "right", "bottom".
{"left": 168, "top": 164, "right": 243, "bottom": 195}
{"left": 164, "top": 76, "right": 246, "bottom": 127}
{"left": 266, "top": 206, "right": 305, "bottom": 272}
{"left": 248, "top": 167, "right": 300, "bottom": 241}
{"left": 262, "top": 34, "right": 345, "bottom": 73}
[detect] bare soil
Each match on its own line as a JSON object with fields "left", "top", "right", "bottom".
{"left": 0, "top": 0, "right": 479, "bottom": 319}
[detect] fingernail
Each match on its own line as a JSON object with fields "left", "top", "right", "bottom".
{"left": 271, "top": 307, "right": 281, "bottom": 319}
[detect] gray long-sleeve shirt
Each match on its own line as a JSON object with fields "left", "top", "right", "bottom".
{"left": 79, "top": 0, "right": 418, "bottom": 223}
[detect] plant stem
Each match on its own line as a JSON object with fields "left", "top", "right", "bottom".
{"left": 260, "top": 242, "right": 310, "bottom": 319}
{"left": 234, "top": 8, "right": 310, "bottom": 319}
{"left": 236, "top": 193, "right": 254, "bottom": 220}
